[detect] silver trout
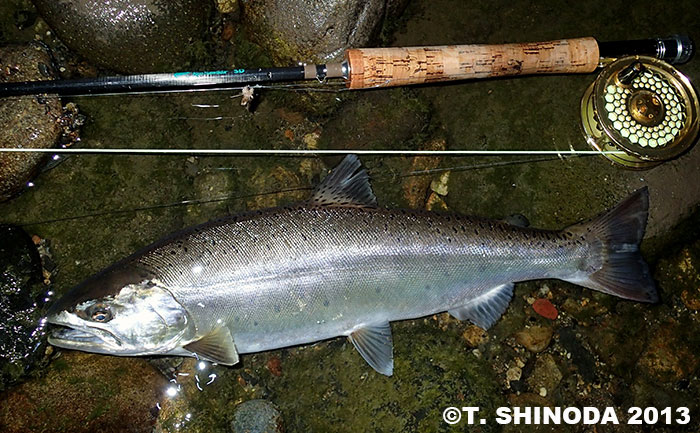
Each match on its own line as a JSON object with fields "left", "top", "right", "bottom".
{"left": 46, "top": 155, "right": 657, "bottom": 375}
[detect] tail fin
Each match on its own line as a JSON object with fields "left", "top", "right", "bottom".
{"left": 565, "top": 187, "right": 658, "bottom": 303}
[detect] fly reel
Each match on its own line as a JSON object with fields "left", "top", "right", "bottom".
{"left": 581, "top": 55, "right": 699, "bottom": 169}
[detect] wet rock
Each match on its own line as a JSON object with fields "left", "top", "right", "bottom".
{"left": 0, "top": 224, "right": 49, "bottom": 391}
{"left": 266, "top": 356, "right": 282, "bottom": 377}
{"left": 429, "top": 171, "right": 450, "bottom": 196}
{"left": 587, "top": 314, "right": 645, "bottom": 375}
{"left": 532, "top": 298, "right": 558, "bottom": 320}
{"left": 561, "top": 296, "right": 608, "bottom": 324}
{"left": 680, "top": 289, "right": 700, "bottom": 310}
{"left": 194, "top": 170, "right": 234, "bottom": 200}
{"left": 504, "top": 213, "right": 529, "bottom": 227}
{"left": 425, "top": 192, "right": 448, "bottom": 212}
{"left": 240, "top": 0, "right": 409, "bottom": 63}
{"left": 515, "top": 325, "right": 553, "bottom": 353}
{"left": 656, "top": 243, "right": 700, "bottom": 310}
{"left": 302, "top": 130, "right": 321, "bottom": 149}
{"left": 507, "top": 392, "right": 551, "bottom": 407}
{"left": 274, "top": 107, "right": 305, "bottom": 125}
{"left": 0, "top": 44, "right": 63, "bottom": 201}
{"left": 221, "top": 19, "right": 237, "bottom": 42}
{"left": 217, "top": 0, "right": 239, "bottom": 14}
{"left": 33, "top": 0, "right": 211, "bottom": 73}
{"left": 231, "top": 399, "right": 284, "bottom": 433}
{"left": 319, "top": 91, "right": 431, "bottom": 154}
{"left": 156, "top": 359, "right": 218, "bottom": 432}
{"left": 247, "top": 165, "right": 308, "bottom": 209}
{"left": 0, "top": 352, "right": 166, "bottom": 433}
{"left": 148, "top": 356, "right": 185, "bottom": 378}
{"left": 505, "top": 365, "right": 522, "bottom": 383}
{"left": 527, "top": 354, "right": 562, "bottom": 396}
{"left": 401, "top": 138, "right": 445, "bottom": 208}
{"left": 184, "top": 156, "right": 200, "bottom": 177}
{"left": 638, "top": 320, "right": 699, "bottom": 383}
{"left": 462, "top": 324, "right": 487, "bottom": 347}
{"left": 557, "top": 327, "right": 596, "bottom": 382}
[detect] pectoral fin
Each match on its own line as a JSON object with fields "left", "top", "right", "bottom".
{"left": 183, "top": 327, "right": 239, "bottom": 365}
{"left": 449, "top": 283, "right": 514, "bottom": 329}
{"left": 348, "top": 322, "right": 393, "bottom": 376}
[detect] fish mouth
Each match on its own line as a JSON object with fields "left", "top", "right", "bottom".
{"left": 47, "top": 317, "right": 122, "bottom": 350}
{"left": 50, "top": 327, "right": 104, "bottom": 345}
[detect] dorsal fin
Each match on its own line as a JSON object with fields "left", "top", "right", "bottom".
{"left": 310, "top": 155, "right": 377, "bottom": 208}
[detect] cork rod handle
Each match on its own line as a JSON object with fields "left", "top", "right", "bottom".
{"left": 344, "top": 37, "right": 600, "bottom": 89}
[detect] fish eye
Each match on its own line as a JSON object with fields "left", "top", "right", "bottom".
{"left": 86, "top": 304, "right": 113, "bottom": 322}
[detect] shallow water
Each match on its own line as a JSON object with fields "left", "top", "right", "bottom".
{"left": 1, "top": 0, "right": 699, "bottom": 432}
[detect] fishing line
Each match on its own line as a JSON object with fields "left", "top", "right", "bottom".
{"left": 0, "top": 148, "right": 627, "bottom": 155}
{"left": 404, "top": 155, "right": 581, "bottom": 176}
{"left": 16, "top": 154, "right": 597, "bottom": 226}
{"left": 17, "top": 186, "right": 313, "bottom": 227}
{"left": 0, "top": 81, "right": 349, "bottom": 101}
{"left": 168, "top": 116, "right": 245, "bottom": 121}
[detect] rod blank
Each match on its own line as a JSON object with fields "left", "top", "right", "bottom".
{"left": 0, "top": 67, "right": 307, "bottom": 97}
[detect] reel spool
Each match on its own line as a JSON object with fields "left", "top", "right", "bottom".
{"left": 581, "top": 55, "right": 699, "bottom": 169}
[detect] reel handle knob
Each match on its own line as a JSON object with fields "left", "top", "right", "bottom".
{"left": 616, "top": 61, "right": 645, "bottom": 86}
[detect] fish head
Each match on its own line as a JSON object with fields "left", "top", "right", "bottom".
{"left": 46, "top": 264, "right": 193, "bottom": 356}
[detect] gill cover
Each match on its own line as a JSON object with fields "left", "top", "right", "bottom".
{"left": 48, "top": 277, "right": 193, "bottom": 356}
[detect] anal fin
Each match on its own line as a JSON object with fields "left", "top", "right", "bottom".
{"left": 348, "top": 322, "right": 393, "bottom": 376}
{"left": 183, "top": 327, "right": 239, "bottom": 365}
{"left": 448, "top": 283, "right": 514, "bottom": 330}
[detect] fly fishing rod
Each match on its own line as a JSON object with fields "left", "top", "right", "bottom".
{"left": 1, "top": 35, "right": 697, "bottom": 169}
{"left": 0, "top": 35, "right": 693, "bottom": 96}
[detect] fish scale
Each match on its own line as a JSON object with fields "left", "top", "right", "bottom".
{"left": 136, "top": 205, "right": 585, "bottom": 354}
{"left": 46, "top": 155, "right": 657, "bottom": 376}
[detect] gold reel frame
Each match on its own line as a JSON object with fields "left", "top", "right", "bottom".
{"left": 581, "top": 55, "right": 699, "bottom": 169}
